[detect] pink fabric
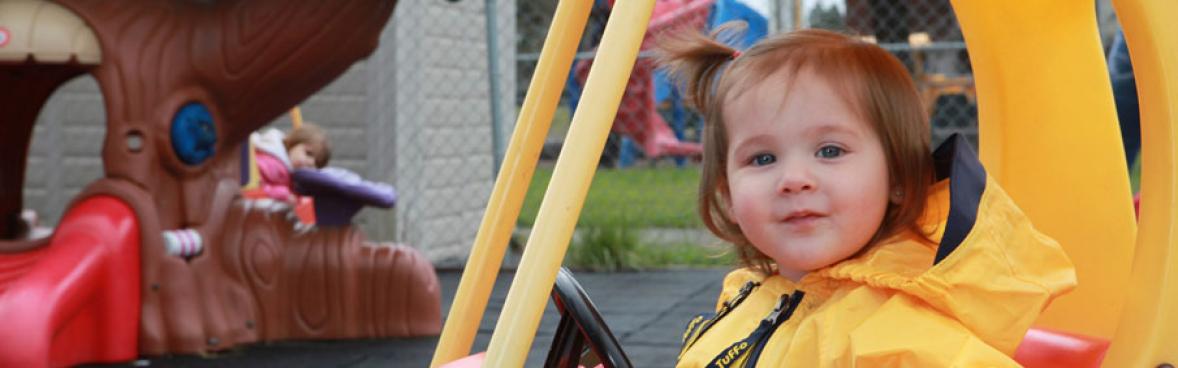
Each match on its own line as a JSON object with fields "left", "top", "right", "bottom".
{"left": 573, "top": 59, "right": 702, "bottom": 158}
{"left": 572, "top": 0, "right": 710, "bottom": 159}
{"left": 256, "top": 150, "right": 294, "bottom": 201}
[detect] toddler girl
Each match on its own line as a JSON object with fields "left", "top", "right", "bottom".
{"left": 660, "top": 27, "right": 1076, "bottom": 367}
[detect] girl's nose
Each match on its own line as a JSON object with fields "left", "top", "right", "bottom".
{"left": 777, "top": 164, "right": 815, "bottom": 194}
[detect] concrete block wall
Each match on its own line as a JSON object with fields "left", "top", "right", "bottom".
{"left": 25, "top": 76, "right": 105, "bottom": 227}
{"left": 378, "top": 0, "right": 517, "bottom": 266}
{"left": 24, "top": 1, "right": 516, "bottom": 266}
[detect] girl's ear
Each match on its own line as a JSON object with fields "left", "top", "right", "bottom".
{"left": 889, "top": 186, "right": 903, "bottom": 204}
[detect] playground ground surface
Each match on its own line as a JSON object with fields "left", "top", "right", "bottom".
{"left": 88, "top": 268, "right": 729, "bottom": 367}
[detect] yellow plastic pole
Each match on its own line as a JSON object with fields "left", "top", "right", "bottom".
{"left": 950, "top": 0, "right": 1136, "bottom": 339}
{"left": 792, "top": 1, "right": 802, "bottom": 31}
{"left": 289, "top": 107, "right": 303, "bottom": 129}
{"left": 481, "top": 1, "right": 655, "bottom": 366}
{"left": 429, "top": 1, "right": 593, "bottom": 366}
{"left": 1104, "top": 0, "right": 1178, "bottom": 366}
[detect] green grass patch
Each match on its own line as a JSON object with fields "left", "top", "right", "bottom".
{"left": 519, "top": 166, "right": 702, "bottom": 228}
{"left": 549, "top": 106, "right": 572, "bottom": 139}
{"left": 517, "top": 153, "right": 719, "bottom": 269}
{"left": 629, "top": 242, "right": 734, "bottom": 269}
{"left": 566, "top": 225, "right": 640, "bottom": 272}
{"left": 564, "top": 223, "right": 733, "bottom": 271}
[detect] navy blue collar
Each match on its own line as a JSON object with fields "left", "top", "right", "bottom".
{"left": 932, "top": 134, "right": 987, "bottom": 265}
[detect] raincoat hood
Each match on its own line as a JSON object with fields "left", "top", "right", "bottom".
{"left": 811, "top": 134, "right": 1077, "bottom": 355}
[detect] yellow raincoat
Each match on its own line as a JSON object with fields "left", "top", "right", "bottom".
{"left": 676, "top": 136, "right": 1077, "bottom": 367}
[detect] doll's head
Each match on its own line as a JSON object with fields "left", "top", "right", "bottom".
{"left": 284, "top": 122, "right": 332, "bottom": 169}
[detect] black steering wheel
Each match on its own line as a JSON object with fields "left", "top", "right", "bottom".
{"left": 545, "top": 267, "right": 633, "bottom": 368}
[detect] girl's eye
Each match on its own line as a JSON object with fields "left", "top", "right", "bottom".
{"left": 750, "top": 153, "right": 776, "bottom": 166}
{"left": 816, "top": 145, "right": 844, "bottom": 159}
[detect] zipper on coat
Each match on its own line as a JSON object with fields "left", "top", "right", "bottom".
{"left": 679, "top": 281, "right": 760, "bottom": 359}
{"left": 703, "top": 291, "right": 806, "bottom": 368}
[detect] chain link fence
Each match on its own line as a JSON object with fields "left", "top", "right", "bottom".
{"left": 839, "top": 0, "right": 976, "bottom": 146}
{"left": 341, "top": 0, "right": 517, "bottom": 265}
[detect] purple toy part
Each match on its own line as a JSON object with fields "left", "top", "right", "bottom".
{"left": 292, "top": 167, "right": 397, "bottom": 226}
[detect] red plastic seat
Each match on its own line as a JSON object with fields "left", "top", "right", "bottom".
{"left": 1013, "top": 328, "right": 1110, "bottom": 368}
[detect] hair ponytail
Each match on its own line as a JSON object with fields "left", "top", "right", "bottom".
{"left": 655, "top": 25, "right": 742, "bottom": 116}
{"left": 656, "top": 25, "right": 749, "bottom": 259}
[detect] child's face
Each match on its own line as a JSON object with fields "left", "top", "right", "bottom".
{"left": 289, "top": 143, "right": 318, "bottom": 169}
{"left": 722, "top": 69, "right": 890, "bottom": 280}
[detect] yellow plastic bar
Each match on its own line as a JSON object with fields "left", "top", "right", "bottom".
{"left": 429, "top": 1, "right": 593, "bottom": 366}
{"left": 950, "top": 0, "right": 1136, "bottom": 339}
{"left": 1105, "top": 0, "right": 1178, "bottom": 365}
{"left": 290, "top": 107, "right": 303, "bottom": 129}
{"left": 481, "top": 1, "right": 655, "bottom": 366}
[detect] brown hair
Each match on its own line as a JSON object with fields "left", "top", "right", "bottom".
{"left": 283, "top": 122, "right": 332, "bottom": 168}
{"left": 658, "top": 27, "right": 934, "bottom": 273}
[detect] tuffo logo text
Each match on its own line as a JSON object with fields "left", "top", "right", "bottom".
{"left": 712, "top": 341, "right": 750, "bottom": 368}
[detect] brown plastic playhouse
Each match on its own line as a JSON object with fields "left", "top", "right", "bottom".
{"left": 0, "top": 1, "right": 440, "bottom": 366}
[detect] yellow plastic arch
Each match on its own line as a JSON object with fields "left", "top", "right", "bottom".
{"left": 951, "top": 0, "right": 1136, "bottom": 339}
{"left": 1104, "top": 0, "right": 1178, "bottom": 365}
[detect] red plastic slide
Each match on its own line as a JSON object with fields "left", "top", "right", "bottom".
{"left": 0, "top": 196, "right": 141, "bottom": 367}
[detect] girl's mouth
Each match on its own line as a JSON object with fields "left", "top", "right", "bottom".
{"left": 782, "top": 211, "right": 825, "bottom": 226}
